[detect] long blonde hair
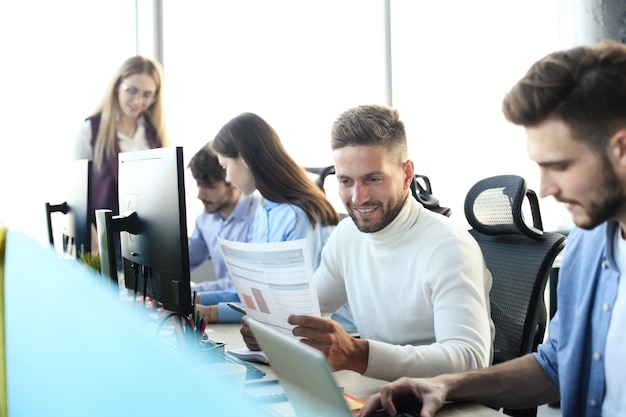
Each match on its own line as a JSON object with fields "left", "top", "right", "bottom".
{"left": 91, "top": 56, "right": 168, "bottom": 170}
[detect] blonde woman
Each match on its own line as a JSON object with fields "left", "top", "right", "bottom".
{"left": 72, "top": 55, "right": 169, "bottom": 215}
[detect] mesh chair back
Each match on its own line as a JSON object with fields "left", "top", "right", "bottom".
{"left": 465, "top": 175, "right": 566, "bottom": 364}
{"left": 465, "top": 175, "right": 566, "bottom": 417}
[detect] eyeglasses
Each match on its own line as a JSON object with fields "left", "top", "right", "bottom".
{"left": 120, "top": 83, "right": 156, "bottom": 102}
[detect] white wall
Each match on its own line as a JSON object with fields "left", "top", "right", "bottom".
{"left": 0, "top": 0, "right": 576, "bottom": 246}
{"left": 0, "top": 0, "right": 136, "bottom": 243}
{"left": 390, "top": 1, "right": 567, "bottom": 230}
{"left": 161, "top": 0, "right": 389, "bottom": 222}
{"left": 161, "top": 0, "right": 573, "bottom": 231}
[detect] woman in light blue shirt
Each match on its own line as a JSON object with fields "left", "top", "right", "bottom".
{"left": 203, "top": 112, "right": 339, "bottom": 323}
{"left": 211, "top": 112, "right": 339, "bottom": 265}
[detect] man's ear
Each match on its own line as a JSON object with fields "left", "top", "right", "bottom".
{"left": 403, "top": 160, "right": 415, "bottom": 190}
{"left": 609, "top": 128, "right": 626, "bottom": 168}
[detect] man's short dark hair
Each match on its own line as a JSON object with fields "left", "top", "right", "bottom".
{"left": 188, "top": 141, "right": 226, "bottom": 186}
{"left": 331, "top": 104, "right": 408, "bottom": 164}
{"left": 502, "top": 39, "right": 626, "bottom": 152}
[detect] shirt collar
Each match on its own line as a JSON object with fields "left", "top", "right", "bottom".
{"left": 229, "top": 193, "right": 258, "bottom": 220}
{"left": 260, "top": 198, "right": 280, "bottom": 210}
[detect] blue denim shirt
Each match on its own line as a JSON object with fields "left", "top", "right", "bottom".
{"left": 534, "top": 221, "right": 620, "bottom": 417}
{"left": 192, "top": 193, "right": 260, "bottom": 323}
{"left": 252, "top": 199, "right": 335, "bottom": 269}
{"left": 189, "top": 193, "right": 260, "bottom": 277}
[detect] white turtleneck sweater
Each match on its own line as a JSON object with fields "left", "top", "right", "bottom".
{"left": 316, "top": 196, "right": 494, "bottom": 381}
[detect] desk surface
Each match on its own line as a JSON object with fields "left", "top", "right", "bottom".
{"left": 206, "top": 323, "right": 502, "bottom": 417}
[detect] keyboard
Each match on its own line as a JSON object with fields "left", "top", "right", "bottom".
{"left": 151, "top": 315, "right": 266, "bottom": 380}
{"left": 223, "top": 351, "right": 266, "bottom": 380}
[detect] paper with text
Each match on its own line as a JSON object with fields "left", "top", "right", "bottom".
{"left": 217, "top": 237, "right": 321, "bottom": 334}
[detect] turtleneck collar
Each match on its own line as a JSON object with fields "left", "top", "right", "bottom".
{"left": 362, "top": 194, "right": 422, "bottom": 246}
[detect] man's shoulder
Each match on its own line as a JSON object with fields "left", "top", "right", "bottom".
{"left": 568, "top": 222, "right": 611, "bottom": 240}
{"left": 241, "top": 192, "right": 262, "bottom": 204}
{"left": 561, "top": 222, "right": 613, "bottom": 262}
{"left": 415, "top": 208, "right": 472, "bottom": 239}
{"left": 194, "top": 211, "right": 222, "bottom": 227}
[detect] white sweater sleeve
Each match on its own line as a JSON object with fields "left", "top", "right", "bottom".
{"left": 363, "top": 231, "right": 494, "bottom": 380}
{"left": 315, "top": 202, "right": 494, "bottom": 381}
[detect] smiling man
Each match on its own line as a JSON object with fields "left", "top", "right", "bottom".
{"left": 271, "top": 104, "right": 495, "bottom": 382}
{"left": 359, "top": 40, "right": 626, "bottom": 417}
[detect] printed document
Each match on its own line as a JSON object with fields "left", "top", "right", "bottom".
{"left": 217, "top": 237, "right": 321, "bottom": 334}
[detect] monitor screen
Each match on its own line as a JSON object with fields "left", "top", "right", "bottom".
{"left": 96, "top": 147, "right": 192, "bottom": 316}
{"left": 45, "top": 159, "right": 93, "bottom": 258}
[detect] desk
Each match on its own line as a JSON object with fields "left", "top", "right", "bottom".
{"left": 206, "top": 323, "right": 502, "bottom": 417}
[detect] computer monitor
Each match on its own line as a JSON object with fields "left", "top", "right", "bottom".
{"left": 96, "top": 146, "right": 192, "bottom": 316}
{"left": 45, "top": 159, "right": 93, "bottom": 258}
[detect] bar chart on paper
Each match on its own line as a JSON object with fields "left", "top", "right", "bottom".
{"left": 218, "top": 237, "right": 321, "bottom": 334}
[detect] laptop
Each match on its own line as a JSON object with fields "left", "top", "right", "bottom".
{"left": 247, "top": 318, "right": 357, "bottom": 416}
{"left": 247, "top": 319, "right": 419, "bottom": 417}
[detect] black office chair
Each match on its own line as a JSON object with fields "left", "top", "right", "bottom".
{"left": 304, "top": 165, "right": 337, "bottom": 193}
{"left": 304, "top": 165, "right": 350, "bottom": 221}
{"left": 464, "top": 175, "right": 566, "bottom": 417}
{"left": 305, "top": 166, "right": 451, "bottom": 217}
{"left": 410, "top": 174, "right": 451, "bottom": 217}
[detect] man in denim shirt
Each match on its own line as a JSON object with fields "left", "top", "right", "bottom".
{"left": 188, "top": 143, "right": 260, "bottom": 322}
{"left": 359, "top": 40, "right": 626, "bottom": 417}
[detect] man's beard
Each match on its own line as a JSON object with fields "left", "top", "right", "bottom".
{"left": 203, "top": 187, "right": 234, "bottom": 214}
{"left": 347, "top": 188, "right": 406, "bottom": 233}
{"left": 575, "top": 158, "right": 626, "bottom": 229}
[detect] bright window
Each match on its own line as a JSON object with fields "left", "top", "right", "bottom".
{"left": 0, "top": 1, "right": 574, "bottom": 243}
{"left": 162, "top": 0, "right": 568, "bottom": 230}
{"left": 0, "top": 0, "right": 136, "bottom": 241}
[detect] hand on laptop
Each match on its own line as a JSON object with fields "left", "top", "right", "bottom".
{"left": 288, "top": 315, "right": 368, "bottom": 374}
{"left": 358, "top": 377, "right": 430, "bottom": 417}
